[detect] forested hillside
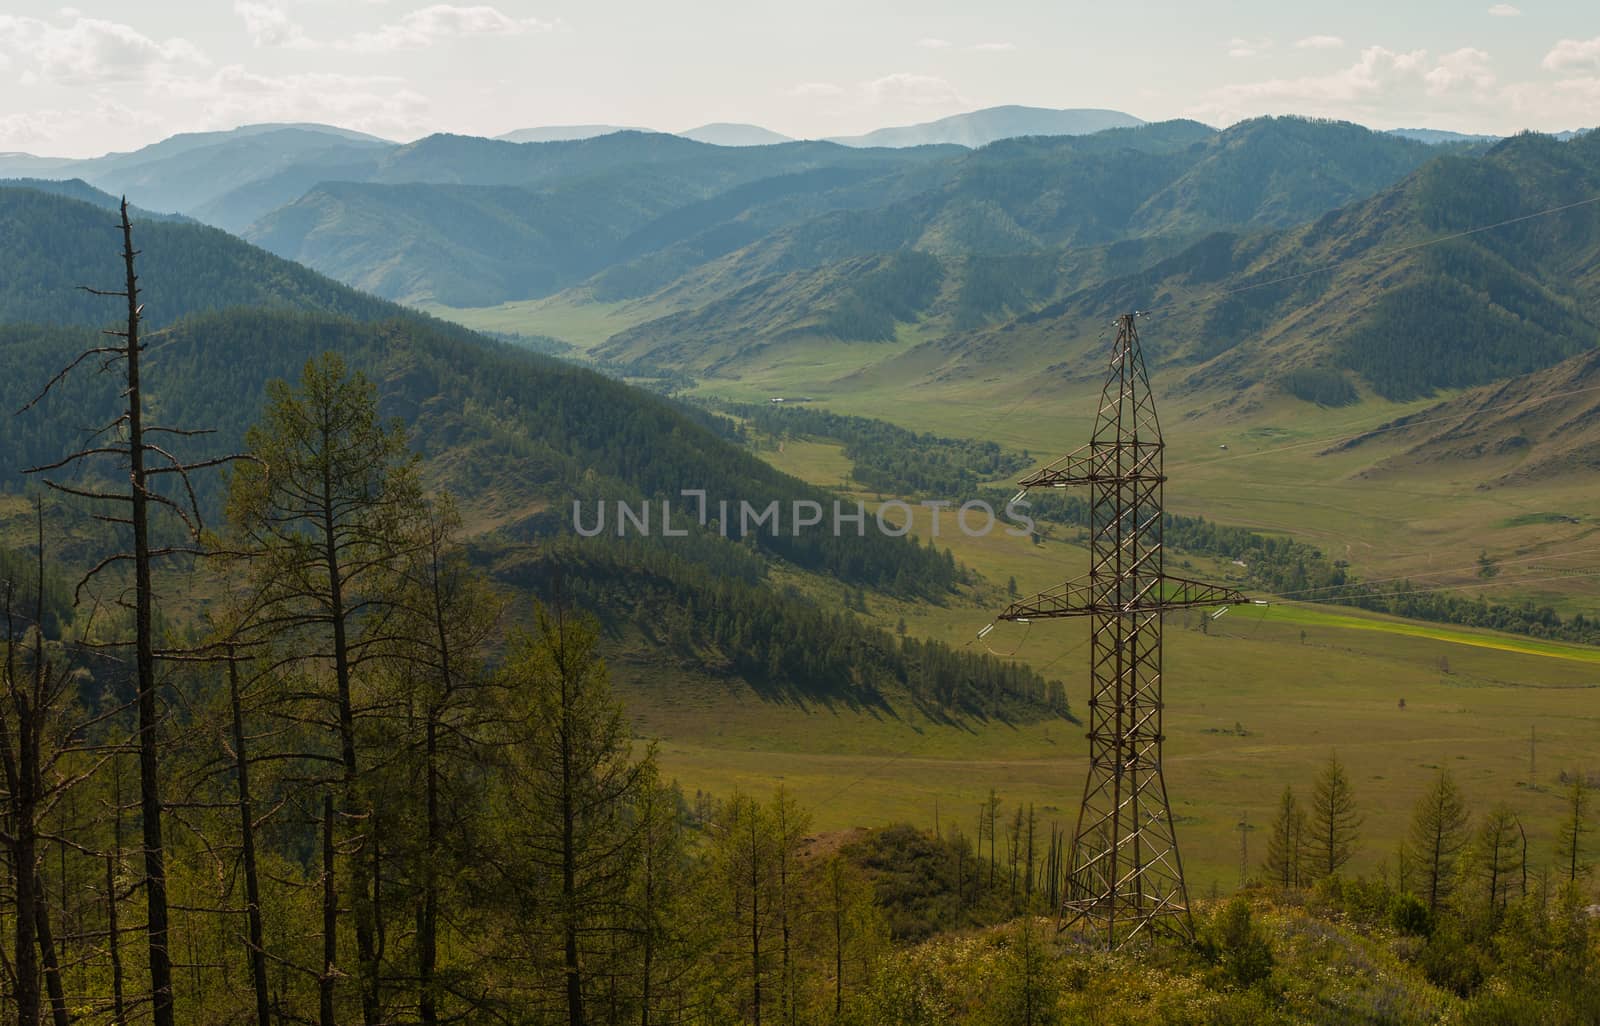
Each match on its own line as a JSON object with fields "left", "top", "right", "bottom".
{"left": 870, "top": 128, "right": 1600, "bottom": 405}
{"left": 0, "top": 185, "right": 399, "bottom": 326}
{"left": 0, "top": 189, "right": 1067, "bottom": 721}
{"left": 238, "top": 117, "right": 1438, "bottom": 310}
{"left": 561, "top": 118, "right": 1457, "bottom": 372}
{"left": 245, "top": 134, "right": 959, "bottom": 303}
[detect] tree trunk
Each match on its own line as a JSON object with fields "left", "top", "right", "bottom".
{"left": 561, "top": 651, "right": 585, "bottom": 1026}
{"left": 120, "top": 200, "right": 175, "bottom": 1026}
{"left": 418, "top": 712, "right": 439, "bottom": 1026}
{"left": 749, "top": 813, "right": 761, "bottom": 1026}
{"left": 229, "top": 657, "right": 271, "bottom": 1026}
{"left": 106, "top": 854, "right": 126, "bottom": 1026}
{"left": 320, "top": 795, "right": 337, "bottom": 1026}
{"left": 321, "top": 455, "right": 378, "bottom": 1026}
{"left": 33, "top": 879, "right": 69, "bottom": 1026}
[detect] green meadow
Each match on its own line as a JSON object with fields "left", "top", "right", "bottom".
{"left": 438, "top": 295, "right": 1600, "bottom": 893}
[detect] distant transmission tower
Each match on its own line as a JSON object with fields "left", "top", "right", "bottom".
{"left": 998, "top": 312, "right": 1247, "bottom": 947}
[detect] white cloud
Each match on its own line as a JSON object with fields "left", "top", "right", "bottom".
{"left": 1190, "top": 46, "right": 1437, "bottom": 123}
{"left": 1228, "top": 36, "right": 1273, "bottom": 58}
{"left": 234, "top": 1, "right": 317, "bottom": 49}
{"left": 785, "top": 81, "right": 846, "bottom": 98}
{"left": 0, "top": 100, "right": 163, "bottom": 152}
{"left": 163, "top": 65, "right": 430, "bottom": 140}
{"left": 1487, "top": 4, "right": 1521, "bottom": 16}
{"left": 1502, "top": 74, "right": 1600, "bottom": 127}
{"left": 0, "top": 14, "right": 207, "bottom": 86}
{"left": 1426, "top": 48, "right": 1495, "bottom": 96}
{"left": 0, "top": 110, "right": 65, "bottom": 148}
{"left": 1294, "top": 35, "right": 1344, "bottom": 50}
{"left": 346, "top": 4, "right": 553, "bottom": 52}
{"left": 1188, "top": 44, "right": 1600, "bottom": 133}
{"left": 917, "top": 37, "right": 951, "bottom": 49}
{"left": 864, "top": 72, "right": 963, "bottom": 107}
{"left": 1544, "top": 36, "right": 1600, "bottom": 72}
{"left": 973, "top": 42, "right": 1015, "bottom": 52}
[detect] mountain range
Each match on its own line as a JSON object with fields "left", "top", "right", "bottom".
{"left": 5, "top": 111, "right": 1597, "bottom": 504}
{"left": 0, "top": 180, "right": 1044, "bottom": 711}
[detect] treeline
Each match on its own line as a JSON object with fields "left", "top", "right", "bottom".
{"left": 1171, "top": 512, "right": 1600, "bottom": 645}
{"left": 488, "top": 537, "right": 1069, "bottom": 720}
{"left": 1256, "top": 754, "right": 1597, "bottom": 1018}
{"left": 1007, "top": 494, "right": 1600, "bottom": 646}
{"left": 728, "top": 402, "right": 1032, "bottom": 498}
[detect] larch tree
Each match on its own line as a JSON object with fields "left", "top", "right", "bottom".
{"left": 1475, "top": 803, "right": 1522, "bottom": 916}
{"left": 382, "top": 492, "right": 501, "bottom": 1026}
{"left": 1306, "top": 751, "right": 1361, "bottom": 878}
{"left": 1263, "top": 786, "right": 1307, "bottom": 889}
{"left": 769, "top": 786, "right": 811, "bottom": 1026}
{"left": 0, "top": 515, "right": 90, "bottom": 1026}
{"left": 1407, "top": 769, "right": 1472, "bottom": 913}
{"left": 225, "top": 352, "right": 422, "bottom": 1026}
{"left": 629, "top": 776, "right": 705, "bottom": 1026}
{"left": 18, "top": 200, "right": 250, "bottom": 1026}
{"left": 714, "top": 791, "right": 777, "bottom": 1026}
{"left": 1555, "top": 774, "right": 1591, "bottom": 884}
{"left": 493, "top": 600, "right": 653, "bottom": 1026}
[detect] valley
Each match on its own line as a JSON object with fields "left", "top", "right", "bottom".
{"left": 3, "top": 86, "right": 1598, "bottom": 1023}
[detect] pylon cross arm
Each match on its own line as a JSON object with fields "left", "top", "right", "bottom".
{"left": 1018, "top": 446, "right": 1166, "bottom": 489}
{"left": 997, "top": 574, "right": 1248, "bottom": 620}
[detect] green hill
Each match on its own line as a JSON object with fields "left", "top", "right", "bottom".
{"left": 868, "top": 129, "right": 1600, "bottom": 405}
{"left": 0, "top": 185, "right": 1058, "bottom": 718}
{"left": 246, "top": 118, "right": 1434, "bottom": 313}
{"left": 245, "top": 134, "right": 960, "bottom": 305}
{"left": 0, "top": 184, "right": 398, "bottom": 326}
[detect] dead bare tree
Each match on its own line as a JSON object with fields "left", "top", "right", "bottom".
{"left": 15, "top": 198, "right": 252, "bottom": 1026}
{"left": 0, "top": 504, "right": 123, "bottom": 1026}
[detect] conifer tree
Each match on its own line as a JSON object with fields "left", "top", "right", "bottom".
{"left": 1475, "top": 803, "right": 1522, "bottom": 916}
{"left": 1407, "top": 769, "right": 1472, "bottom": 912}
{"left": 1306, "top": 751, "right": 1361, "bottom": 878}
{"left": 1555, "top": 774, "right": 1591, "bottom": 884}
{"left": 494, "top": 600, "right": 653, "bottom": 1026}
{"left": 1263, "top": 786, "right": 1306, "bottom": 888}
{"left": 226, "top": 352, "right": 422, "bottom": 1025}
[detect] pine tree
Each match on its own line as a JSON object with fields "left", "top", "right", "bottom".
{"left": 1305, "top": 751, "right": 1361, "bottom": 878}
{"left": 1408, "top": 769, "right": 1472, "bottom": 912}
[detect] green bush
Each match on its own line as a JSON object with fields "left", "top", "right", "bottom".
{"left": 1390, "top": 893, "right": 1433, "bottom": 936}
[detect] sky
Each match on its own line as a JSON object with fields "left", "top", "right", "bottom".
{"left": 0, "top": 0, "right": 1597, "bottom": 157}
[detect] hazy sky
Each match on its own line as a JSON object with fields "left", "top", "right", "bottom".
{"left": 1, "top": 0, "right": 1597, "bottom": 156}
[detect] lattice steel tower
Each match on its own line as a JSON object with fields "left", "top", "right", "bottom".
{"left": 998, "top": 313, "right": 1246, "bottom": 947}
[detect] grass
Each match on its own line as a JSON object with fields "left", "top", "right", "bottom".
{"left": 431, "top": 295, "right": 1600, "bottom": 893}
{"left": 607, "top": 484, "right": 1600, "bottom": 896}
{"left": 424, "top": 292, "right": 662, "bottom": 351}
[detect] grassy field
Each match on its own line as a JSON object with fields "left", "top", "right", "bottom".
{"left": 603, "top": 472, "right": 1600, "bottom": 896}
{"left": 434, "top": 292, "right": 1599, "bottom": 615}
{"left": 432, "top": 295, "right": 1600, "bottom": 893}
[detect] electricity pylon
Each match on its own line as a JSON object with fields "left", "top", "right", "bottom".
{"left": 998, "top": 313, "right": 1247, "bottom": 948}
